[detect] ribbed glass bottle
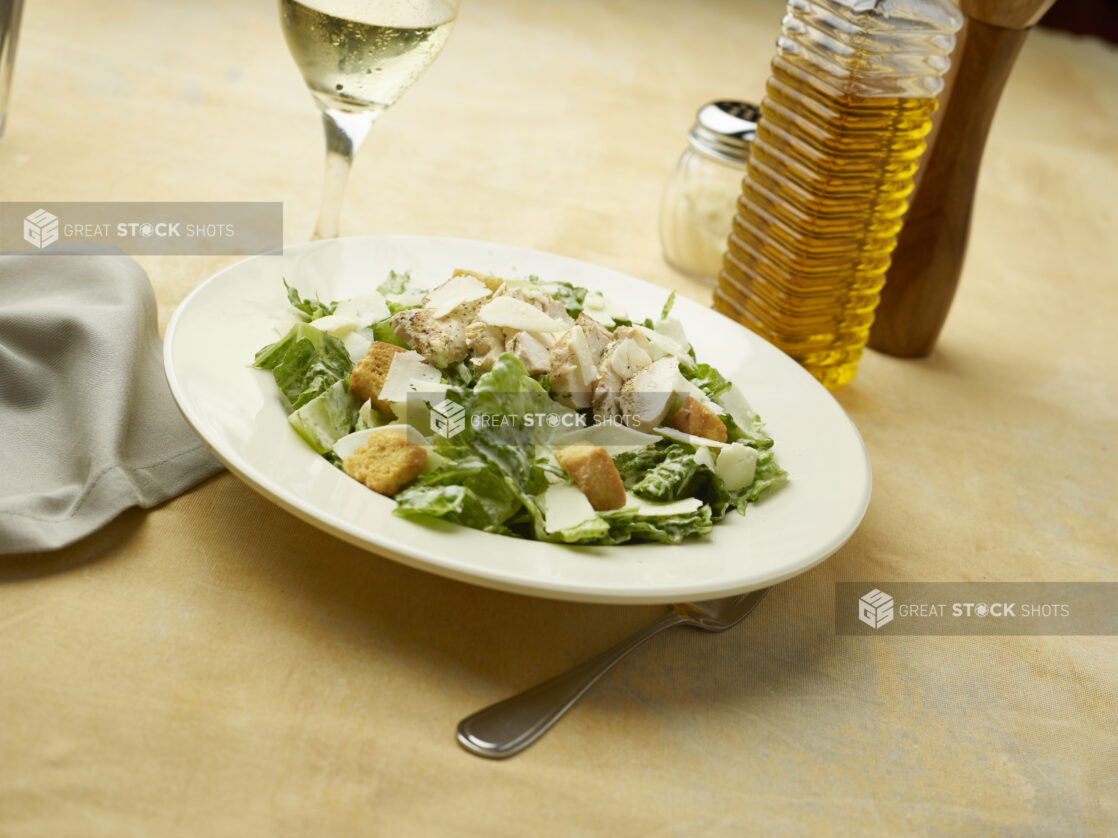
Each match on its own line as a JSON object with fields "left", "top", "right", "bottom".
{"left": 715, "top": 0, "right": 962, "bottom": 388}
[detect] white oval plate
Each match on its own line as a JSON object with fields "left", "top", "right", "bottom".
{"left": 164, "top": 236, "right": 870, "bottom": 604}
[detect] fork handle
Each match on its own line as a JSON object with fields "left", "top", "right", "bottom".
{"left": 457, "top": 611, "right": 687, "bottom": 759}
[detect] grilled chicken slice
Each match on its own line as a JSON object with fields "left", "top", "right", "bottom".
{"left": 549, "top": 314, "right": 613, "bottom": 409}
{"left": 619, "top": 357, "right": 684, "bottom": 431}
{"left": 592, "top": 336, "right": 652, "bottom": 423}
{"left": 391, "top": 299, "right": 483, "bottom": 368}
{"left": 576, "top": 313, "right": 612, "bottom": 357}
{"left": 506, "top": 331, "right": 552, "bottom": 375}
{"left": 465, "top": 320, "right": 506, "bottom": 371}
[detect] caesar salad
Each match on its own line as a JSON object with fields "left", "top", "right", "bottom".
{"left": 252, "top": 269, "right": 786, "bottom": 545}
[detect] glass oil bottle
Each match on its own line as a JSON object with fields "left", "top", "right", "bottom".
{"left": 714, "top": 0, "right": 963, "bottom": 388}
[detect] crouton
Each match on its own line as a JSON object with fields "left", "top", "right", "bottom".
{"left": 554, "top": 444, "right": 627, "bottom": 511}
{"left": 670, "top": 396, "right": 728, "bottom": 443}
{"left": 343, "top": 434, "right": 427, "bottom": 496}
{"left": 451, "top": 268, "right": 506, "bottom": 293}
{"left": 350, "top": 341, "right": 407, "bottom": 411}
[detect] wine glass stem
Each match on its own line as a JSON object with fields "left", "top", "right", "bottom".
{"left": 312, "top": 104, "right": 381, "bottom": 240}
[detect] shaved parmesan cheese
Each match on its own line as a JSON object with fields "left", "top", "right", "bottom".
{"left": 378, "top": 351, "right": 444, "bottom": 404}
{"left": 495, "top": 277, "right": 537, "bottom": 291}
{"left": 715, "top": 442, "right": 760, "bottom": 489}
{"left": 609, "top": 338, "right": 652, "bottom": 379}
{"left": 357, "top": 398, "right": 386, "bottom": 430}
{"left": 693, "top": 445, "right": 716, "bottom": 470}
{"left": 334, "top": 292, "right": 390, "bottom": 325}
{"left": 309, "top": 313, "right": 360, "bottom": 337}
{"left": 623, "top": 493, "right": 704, "bottom": 518}
{"left": 342, "top": 330, "right": 372, "bottom": 363}
{"left": 543, "top": 483, "right": 597, "bottom": 533}
{"left": 552, "top": 423, "right": 659, "bottom": 449}
{"left": 715, "top": 443, "right": 758, "bottom": 491}
{"left": 581, "top": 307, "right": 614, "bottom": 327}
{"left": 717, "top": 384, "right": 756, "bottom": 429}
{"left": 534, "top": 331, "right": 559, "bottom": 349}
{"left": 410, "top": 380, "right": 451, "bottom": 398}
{"left": 478, "top": 296, "right": 567, "bottom": 333}
{"left": 654, "top": 426, "right": 731, "bottom": 448}
{"left": 653, "top": 316, "right": 691, "bottom": 353}
{"left": 358, "top": 398, "right": 375, "bottom": 428}
{"left": 424, "top": 275, "right": 492, "bottom": 318}
{"left": 634, "top": 325, "right": 689, "bottom": 363}
{"left": 582, "top": 291, "right": 629, "bottom": 326}
{"left": 568, "top": 326, "right": 598, "bottom": 388}
{"left": 387, "top": 291, "right": 425, "bottom": 310}
{"left": 542, "top": 450, "right": 565, "bottom": 483}
{"left": 311, "top": 292, "right": 391, "bottom": 338}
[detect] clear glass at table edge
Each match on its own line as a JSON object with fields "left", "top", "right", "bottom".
{"left": 278, "top": 0, "right": 461, "bottom": 240}
{"left": 0, "top": 0, "right": 24, "bottom": 140}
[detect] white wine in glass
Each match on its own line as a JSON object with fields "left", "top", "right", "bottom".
{"left": 279, "top": 0, "right": 459, "bottom": 239}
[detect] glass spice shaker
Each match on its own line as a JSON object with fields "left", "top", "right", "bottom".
{"left": 659, "top": 100, "right": 759, "bottom": 282}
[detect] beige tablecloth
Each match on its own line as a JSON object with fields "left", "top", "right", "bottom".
{"left": 2, "top": 0, "right": 1116, "bottom": 834}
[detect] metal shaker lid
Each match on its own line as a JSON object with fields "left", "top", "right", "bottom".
{"left": 688, "top": 100, "right": 759, "bottom": 165}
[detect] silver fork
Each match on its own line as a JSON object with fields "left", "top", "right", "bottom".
{"left": 456, "top": 587, "right": 770, "bottom": 758}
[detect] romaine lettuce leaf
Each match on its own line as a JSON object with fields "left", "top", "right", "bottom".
{"left": 288, "top": 379, "right": 357, "bottom": 454}
{"left": 376, "top": 269, "right": 417, "bottom": 297}
{"left": 681, "top": 362, "right": 732, "bottom": 401}
{"left": 601, "top": 506, "right": 714, "bottom": 544}
{"left": 530, "top": 276, "right": 588, "bottom": 318}
{"left": 371, "top": 316, "right": 409, "bottom": 348}
{"left": 393, "top": 446, "right": 529, "bottom": 533}
{"left": 723, "top": 412, "right": 776, "bottom": 450}
{"left": 615, "top": 438, "right": 785, "bottom": 521}
{"left": 628, "top": 444, "right": 714, "bottom": 503}
{"left": 283, "top": 279, "right": 337, "bottom": 321}
{"left": 528, "top": 500, "right": 714, "bottom": 545}
{"left": 660, "top": 290, "right": 676, "bottom": 320}
{"left": 442, "top": 360, "right": 477, "bottom": 388}
{"left": 394, "top": 356, "right": 577, "bottom": 532}
{"left": 377, "top": 270, "right": 424, "bottom": 314}
{"left": 613, "top": 442, "right": 676, "bottom": 486}
{"left": 253, "top": 322, "right": 354, "bottom": 410}
{"left": 543, "top": 512, "right": 612, "bottom": 544}
{"left": 393, "top": 486, "right": 519, "bottom": 534}
{"left": 735, "top": 448, "right": 787, "bottom": 504}
{"left": 466, "top": 354, "right": 578, "bottom": 470}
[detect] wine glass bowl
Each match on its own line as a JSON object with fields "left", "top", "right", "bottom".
{"left": 279, "top": 0, "right": 459, "bottom": 239}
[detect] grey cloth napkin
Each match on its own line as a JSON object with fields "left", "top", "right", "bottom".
{"left": 0, "top": 244, "right": 223, "bottom": 554}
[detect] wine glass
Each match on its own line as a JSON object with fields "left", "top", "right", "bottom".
{"left": 279, "top": 0, "right": 460, "bottom": 239}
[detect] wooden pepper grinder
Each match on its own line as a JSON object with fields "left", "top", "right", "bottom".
{"left": 868, "top": 0, "right": 1058, "bottom": 358}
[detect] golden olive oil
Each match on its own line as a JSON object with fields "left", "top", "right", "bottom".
{"left": 715, "top": 54, "right": 938, "bottom": 388}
